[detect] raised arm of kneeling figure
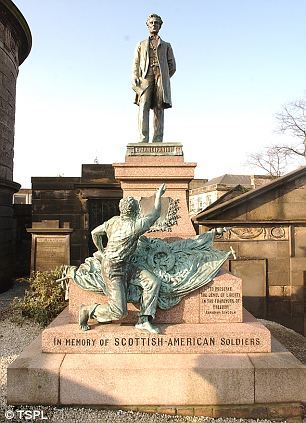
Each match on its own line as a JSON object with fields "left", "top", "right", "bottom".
{"left": 152, "top": 183, "right": 167, "bottom": 220}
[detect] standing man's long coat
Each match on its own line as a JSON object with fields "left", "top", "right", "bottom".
{"left": 132, "top": 38, "right": 176, "bottom": 109}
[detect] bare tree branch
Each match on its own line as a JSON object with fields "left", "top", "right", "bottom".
{"left": 247, "top": 145, "right": 290, "bottom": 177}
{"left": 275, "top": 98, "right": 306, "bottom": 158}
{"left": 247, "top": 96, "right": 306, "bottom": 176}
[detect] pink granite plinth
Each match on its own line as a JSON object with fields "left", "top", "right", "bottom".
{"left": 60, "top": 353, "right": 254, "bottom": 406}
{"left": 113, "top": 146, "right": 197, "bottom": 238}
{"left": 8, "top": 335, "right": 306, "bottom": 407}
{"left": 42, "top": 307, "right": 271, "bottom": 354}
{"left": 7, "top": 336, "right": 64, "bottom": 405}
{"left": 68, "top": 271, "right": 243, "bottom": 324}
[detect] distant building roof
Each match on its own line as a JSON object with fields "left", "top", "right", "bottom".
{"left": 193, "top": 165, "right": 306, "bottom": 221}
{"left": 203, "top": 174, "right": 252, "bottom": 187}
{"left": 203, "top": 185, "right": 249, "bottom": 212}
{"left": 189, "top": 179, "right": 208, "bottom": 190}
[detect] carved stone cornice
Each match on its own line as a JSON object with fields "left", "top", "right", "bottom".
{"left": 215, "top": 225, "right": 288, "bottom": 241}
{"left": 0, "top": 0, "right": 31, "bottom": 65}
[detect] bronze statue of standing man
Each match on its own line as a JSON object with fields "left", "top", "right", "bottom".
{"left": 132, "top": 14, "right": 176, "bottom": 143}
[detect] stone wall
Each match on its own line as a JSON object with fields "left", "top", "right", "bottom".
{"left": 31, "top": 165, "right": 122, "bottom": 267}
{"left": 32, "top": 177, "right": 84, "bottom": 267}
{"left": 196, "top": 170, "right": 306, "bottom": 334}
{"left": 0, "top": 0, "right": 31, "bottom": 291}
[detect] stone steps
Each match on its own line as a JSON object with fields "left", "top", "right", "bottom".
{"left": 7, "top": 333, "right": 306, "bottom": 408}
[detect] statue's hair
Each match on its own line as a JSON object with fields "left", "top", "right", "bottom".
{"left": 146, "top": 14, "right": 163, "bottom": 26}
{"left": 119, "top": 196, "right": 139, "bottom": 217}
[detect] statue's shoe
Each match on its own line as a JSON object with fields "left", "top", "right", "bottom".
{"left": 135, "top": 321, "right": 160, "bottom": 334}
{"left": 79, "top": 303, "right": 104, "bottom": 331}
{"left": 79, "top": 304, "right": 92, "bottom": 331}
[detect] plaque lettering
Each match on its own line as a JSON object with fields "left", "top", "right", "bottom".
{"left": 47, "top": 335, "right": 263, "bottom": 353}
{"left": 33, "top": 235, "right": 70, "bottom": 272}
{"left": 199, "top": 281, "right": 242, "bottom": 322}
{"left": 126, "top": 143, "right": 183, "bottom": 156}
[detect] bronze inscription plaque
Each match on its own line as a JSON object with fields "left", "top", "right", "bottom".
{"left": 33, "top": 235, "right": 69, "bottom": 272}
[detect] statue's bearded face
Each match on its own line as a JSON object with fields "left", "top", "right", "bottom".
{"left": 119, "top": 197, "right": 139, "bottom": 218}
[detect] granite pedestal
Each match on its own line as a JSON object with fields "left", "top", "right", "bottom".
{"left": 42, "top": 307, "right": 271, "bottom": 354}
{"left": 68, "top": 270, "right": 244, "bottom": 324}
{"left": 113, "top": 143, "right": 196, "bottom": 238}
{"left": 57, "top": 271, "right": 270, "bottom": 354}
{"left": 7, "top": 271, "right": 306, "bottom": 415}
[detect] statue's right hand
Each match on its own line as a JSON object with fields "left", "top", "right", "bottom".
{"left": 157, "top": 183, "right": 166, "bottom": 197}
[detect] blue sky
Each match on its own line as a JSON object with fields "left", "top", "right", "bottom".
{"left": 13, "top": 0, "right": 306, "bottom": 187}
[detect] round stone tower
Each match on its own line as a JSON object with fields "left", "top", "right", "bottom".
{"left": 0, "top": 0, "right": 31, "bottom": 291}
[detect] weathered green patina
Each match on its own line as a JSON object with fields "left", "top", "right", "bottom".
{"left": 62, "top": 185, "right": 232, "bottom": 334}
{"left": 63, "top": 231, "right": 232, "bottom": 329}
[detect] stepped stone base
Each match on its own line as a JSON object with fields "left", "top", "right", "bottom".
{"left": 7, "top": 336, "right": 306, "bottom": 409}
{"left": 42, "top": 308, "right": 271, "bottom": 354}
{"left": 7, "top": 263, "right": 305, "bottom": 413}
